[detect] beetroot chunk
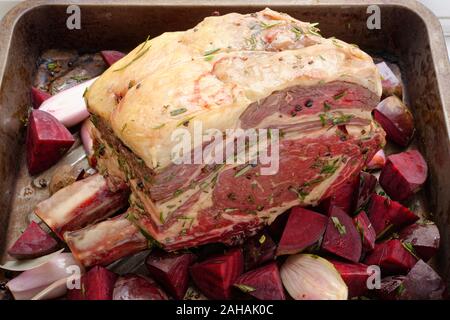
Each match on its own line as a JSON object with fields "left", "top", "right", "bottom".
{"left": 31, "top": 87, "right": 51, "bottom": 109}
{"left": 26, "top": 110, "right": 75, "bottom": 175}
{"left": 85, "top": 266, "right": 118, "bottom": 300}
{"left": 243, "top": 231, "right": 276, "bottom": 270}
{"left": 277, "top": 207, "right": 328, "bottom": 256}
{"left": 353, "top": 211, "right": 376, "bottom": 251}
{"left": 321, "top": 206, "right": 362, "bottom": 262}
{"left": 113, "top": 274, "right": 168, "bottom": 300}
{"left": 399, "top": 222, "right": 440, "bottom": 261}
{"left": 190, "top": 248, "right": 243, "bottom": 300}
{"left": 7, "top": 221, "right": 58, "bottom": 259}
{"left": 67, "top": 266, "right": 117, "bottom": 300}
{"left": 367, "top": 194, "right": 419, "bottom": 238}
{"left": 375, "top": 275, "right": 406, "bottom": 300}
{"left": 401, "top": 260, "right": 446, "bottom": 300}
{"left": 373, "top": 96, "right": 414, "bottom": 146}
{"left": 145, "top": 250, "right": 196, "bottom": 299}
{"left": 330, "top": 260, "right": 369, "bottom": 298}
{"left": 354, "top": 172, "right": 377, "bottom": 212}
{"left": 234, "top": 262, "right": 285, "bottom": 300}
{"left": 364, "top": 239, "right": 418, "bottom": 274}
{"left": 100, "top": 50, "right": 126, "bottom": 66}
{"left": 319, "top": 175, "right": 359, "bottom": 214}
{"left": 379, "top": 150, "right": 428, "bottom": 201}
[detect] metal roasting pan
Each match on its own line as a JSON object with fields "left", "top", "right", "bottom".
{"left": 1, "top": 0, "right": 450, "bottom": 286}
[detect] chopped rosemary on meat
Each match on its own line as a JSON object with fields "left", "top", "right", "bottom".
{"left": 151, "top": 123, "right": 166, "bottom": 129}
{"left": 114, "top": 45, "right": 151, "bottom": 72}
{"left": 71, "top": 75, "right": 90, "bottom": 83}
{"left": 318, "top": 112, "right": 354, "bottom": 127}
{"left": 323, "top": 102, "right": 331, "bottom": 111}
{"left": 170, "top": 107, "right": 188, "bottom": 117}
{"left": 203, "top": 48, "right": 220, "bottom": 56}
{"left": 160, "top": 212, "right": 165, "bottom": 223}
{"left": 260, "top": 21, "right": 280, "bottom": 29}
{"left": 173, "top": 189, "right": 183, "bottom": 197}
{"left": 244, "top": 35, "right": 258, "bottom": 49}
{"left": 177, "top": 116, "right": 195, "bottom": 127}
{"left": 331, "top": 216, "right": 347, "bottom": 235}
{"left": 333, "top": 91, "right": 347, "bottom": 100}
{"left": 308, "top": 23, "right": 321, "bottom": 36}
{"left": 320, "top": 158, "right": 340, "bottom": 174}
{"left": 289, "top": 186, "right": 309, "bottom": 201}
{"left": 291, "top": 26, "right": 303, "bottom": 40}
{"left": 234, "top": 165, "right": 252, "bottom": 178}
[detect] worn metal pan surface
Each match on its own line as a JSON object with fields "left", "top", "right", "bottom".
{"left": 0, "top": 0, "right": 449, "bottom": 285}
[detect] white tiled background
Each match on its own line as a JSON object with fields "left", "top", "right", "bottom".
{"left": 0, "top": 0, "right": 449, "bottom": 58}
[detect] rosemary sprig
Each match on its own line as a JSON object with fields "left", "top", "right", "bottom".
{"left": 114, "top": 45, "right": 151, "bottom": 72}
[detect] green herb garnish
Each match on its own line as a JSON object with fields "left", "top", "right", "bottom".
{"left": 234, "top": 165, "right": 252, "bottom": 178}
{"left": 234, "top": 284, "right": 256, "bottom": 293}
{"left": 114, "top": 45, "right": 151, "bottom": 72}
{"left": 331, "top": 216, "right": 347, "bottom": 235}
{"left": 260, "top": 21, "right": 280, "bottom": 29}
{"left": 170, "top": 108, "right": 188, "bottom": 117}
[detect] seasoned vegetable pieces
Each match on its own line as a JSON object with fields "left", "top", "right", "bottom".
{"left": 7, "top": 222, "right": 58, "bottom": 260}
{"left": 277, "top": 207, "right": 328, "bottom": 256}
{"left": 364, "top": 239, "right": 418, "bottom": 274}
{"left": 379, "top": 150, "right": 428, "bottom": 201}
{"left": 353, "top": 211, "right": 376, "bottom": 251}
{"left": 113, "top": 274, "right": 168, "bottom": 300}
{"left": 67, "top": 266, "right": 117, "bottom": 300}
{"left": 367, "top": 194, "right": 418, "bottom": 238}
{"left": 321, "top": 206, "right": 362, "bottom": 262}
{"left": 145, "top": 250, "right": 196, "bottom": 299}
{"left": 26, "top": 110, "right": 75, "bottom": 175}
{"left": 243, "top": 232, "right": 276, "bottom": 270}
{"left": 373, "top": 96, "right": 414, "bottom": 146}
{"left": 330, "top": 260, "right": 370, "bottom": 298}
{"left": 190, "top": 248, "right": 243, "bottom": 300}
{"left": 234, "top": 262, "right": 285, "bottom": 300}
{"left": 398, "top": 222, "right": 440, "bottom": 261}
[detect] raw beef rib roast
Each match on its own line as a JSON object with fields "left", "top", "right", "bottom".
{"left": 65, "top": 9, "right": 385, "bottom": 260}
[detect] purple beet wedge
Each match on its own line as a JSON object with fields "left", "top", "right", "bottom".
{"left": 364, "top": 239, "right": 418, "bottom": 275}
{"left": 330, "top": 260, "right": 370, "bottom": 298}
{"left": 321, "top": 206, "right": 362, "bottom": 262}
{"left": 398, "top": 222, "right": 440, "bottom": 261}
{"left": 190, "top": 248, "right": 244, "bottom": 300}
{"left": 379, "top": 150, "right": 428, "bottom": 201}
{"left": 145, "top": 249, "right": 196, "bottom": 299}
{"left": 243, "top": 231, "right": 276, "bottom": 270}
{"left": 234, "top": 262, "right": 285, "bottom": 300}
{"left": 353, "top": 211, "right": 376, "bottom": 252}
{"left": 113, "top": 274, "right": 168, "bottom": 300}
{"left": 354, "top": 172, "right": 377, "bottom": 212}
{"left": 7, "top": 221, "right": 58, "bottom": 260}
{"left": 277, "top": 207, "right": 328, "bottom": 256}
{"left": 367, "top": 194, "right": 418, "bottom": 238}
{"left": 26, "top": 110, "right": 75, "bottom": 175}
{"left": 31, "top": 87, "right": 51, "bottom": 109}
